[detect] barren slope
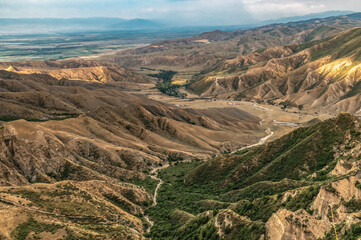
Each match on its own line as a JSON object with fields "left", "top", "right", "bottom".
{"left": 0, "top": 59, "right": 147, "bottom": 83}
{"left": 100, "top": 13, "right": 361, "bottom": 75}
{"left": 190, "top": 27, "right": 361, "bottom": 115}
{"left": 0, "top": 68, "right": 265, "bottom": 239}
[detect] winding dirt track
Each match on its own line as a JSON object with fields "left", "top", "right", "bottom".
{"left": 144, "top": 103, "right": 277, "bottom": 234}
{"left": 231, "top": 103, "right": 274, "bottom": 153}
{"left": 231, "top": 128, "right": 274, "bottom": 153}
{"left": 144, "top": 163, "right": 169, "bottom": 232}
{"left": 149, "top": 164, "right": 170, "bottom": 206}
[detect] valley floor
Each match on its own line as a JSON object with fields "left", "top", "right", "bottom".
{"left": 133, "top": 88, "right": 335, "bottom": 142}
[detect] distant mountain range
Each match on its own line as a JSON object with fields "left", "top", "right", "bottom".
{"left": 260, "top": 10, "right": 355, "bottom": 25}
{"left": 0, "top": 11, "right": 355, "bottom": 35}
{"left": 0, "top": 17, "right": 164, "bottom": 34}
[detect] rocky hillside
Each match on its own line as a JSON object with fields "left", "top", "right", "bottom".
{"left": 0, "top": 181, "right": 151, "bottom": 239}
{"left": 0, "top": 69, "right": 152, "bottom": 120}
{"left": 2, "top": 13, "right": 361, "bottom": 240}
{"left": 190, "top": 27, "right": 361, "bottom": 115}
{"left": 0, "top": 68, "right": 266, "bottom": 239}
{"left": 0, "top": 102, "right": 263, "bottom": 184}
{"left": 146, "top": 113, "right": 361, "bottom": 239}
{"left": 101, "top": 13, "right": 361, "bottom": 73}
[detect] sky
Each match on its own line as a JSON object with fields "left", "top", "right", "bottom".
{"left": 1, "top": 0, "right": 361, "bottom": 26}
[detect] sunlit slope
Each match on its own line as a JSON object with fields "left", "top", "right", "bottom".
{"left": 190, "top": 28, "right": 361, "bottom": 115}
{"left": 0, "top": 59, "right": 147, "bottom": 83}
{"left": 101, "top": 13, "right": 361, "bottom": 74}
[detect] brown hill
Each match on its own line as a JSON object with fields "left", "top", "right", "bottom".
{"left": 190, "top": 27, "right": 361, "bottom": 115}
{"left": 0, "top": 103, "right": 263, "bottom": 186}
{"left": 0, "top": 59, "right": 147, "bottom": 83}
{"left": 0, "top": 69, "right": 265, "bottom": 238}
{"left": 0, "top": 69, "right": 264, "bottom": 186}
{"left": 100, "top": 13, "right": 361, "bottom": 73}
{"left": 0, "top": 69, "right": 155, "bottom": 120}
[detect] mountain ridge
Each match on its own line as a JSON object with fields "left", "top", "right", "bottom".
{"left": 145, "top": 113, "right": 361, "bottom": 239}
{"left": 188, "top": 27, "right": 361, "bottom": 115}
{"left": 101, "top": 12, "right": 361, "bottom": 79}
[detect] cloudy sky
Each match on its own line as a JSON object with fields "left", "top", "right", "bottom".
{"left": 1, "top": 0, "right": 361, "bottom": 25}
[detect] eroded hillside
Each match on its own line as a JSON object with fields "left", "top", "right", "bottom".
{"left": 0, "top": 59, "right": 147, "bottom": 83}
{"left": 146, "top": 113, "right": 361, "bottom": 240}
{"left": 190, "top": 27, "right": 361, "bottom": 115}
{"left": 0, "top": 66, "right": 266, "bottom": 239}
{"left": 100, "top": 13, "right": 361, "bottom": 79}
{"left": 1, "top": 13, "right": 361, "bottom": 240}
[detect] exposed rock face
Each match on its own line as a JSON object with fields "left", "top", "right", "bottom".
{"left": 190, "top": 28, "right": 361, "bottom": 115}
{"left": 0, "top": 180, "right": 150, "bottom": 239}
{"left": 2, "top": 14, "right": 361, "bottom": 239}
{"left": 266, "top": 208, "right": 330, "bottom": 240}
{"left": 0, "top": 64, "right": 265, "bottom": 239}
{"left": 215, "top": 209, "right": 252, "bottom": 237}
{"left": 171, "top": 114, "right": 361, "bottom": 240}
{"left": 266, "top": 176, "right": 361, "bottom": 240}
{"left": 0, "top": 103, "right": 262, "bottom": 186}
{"left": 101, "top": 14, "right": 361, "bottom": 72}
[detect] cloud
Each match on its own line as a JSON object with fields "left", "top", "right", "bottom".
{"left": 0, "top": 0, "right": 359, "bottom": 26}
{"left": 242, "top": 0, "right": 361, "bottom": 20}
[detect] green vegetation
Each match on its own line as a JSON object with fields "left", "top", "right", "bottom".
{"left": 144, "top": 159, "right": 322, "bottom": 239}
{"left": 145, "top": 161, "right": 223, "bottom": 239}
{"left": 187, "top": 114, "right": 356, "bottom": 188}
{"left": 167, "top": 153, "right": 184, "bottom": 162}
{"left": 3, "top": 181, "right": 142, "bottom": 239}
{"left": 356, "top": 180, "right": 361, "bottom": 190}
{"left": 146, "top": 159, "right": 322, "bottom": 239}
{"left": 0, "top": 113, "right": 79, "bottom": 122}
{"left": 157, "top": 82, "right": 184, "bottom": 97}
{"left": 343, "top": 199, "right": 361, "bottom": 212}
{"left": 322, "top": 223, "right": 361, "bottom": 240}
{"left": 310, "top": 28, "right": 361, "bottom": 60}
{"left": 144, "top": 113, "right": 361, "bottom": 239}
{"left": 284, "top": 186, "right": 320, "bottom": 212}
{"left": 222, "top": 180, "right": 309, "bottom": 202}
{"left": 9, "top": 183, "right": 116, "bottom": 221}
{"left": 133, "top": 176, "right": 159, "bottom": 195}
{"left": 11, "top": 216, "right": 62, "bottom": 240}
{"left": 172, "top": 215, "right": 219, "bottom": 240}
{"left": 11, "top": 216, "right": 130, "bottom": 239}
{"left": 234, "top": 197, "right": 281, "bottom": 222}
{"left": 149, "top": 70, "right": 187, "bottom": 98}
{"left": 148, "top": 70, "right": 177, "bottom": 83}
